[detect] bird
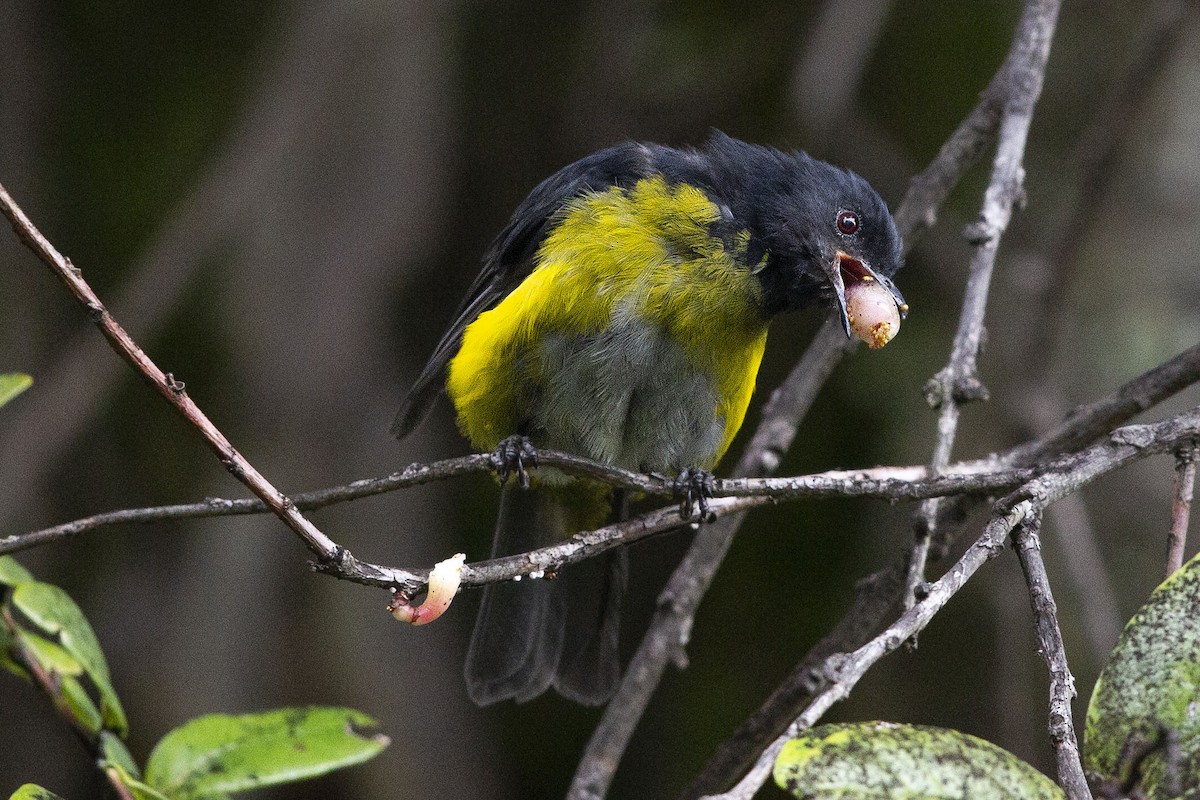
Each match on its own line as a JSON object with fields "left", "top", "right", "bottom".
{"left": 393, "top": 131, "right": 905, "bottom": 706}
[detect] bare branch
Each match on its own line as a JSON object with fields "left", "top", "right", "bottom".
{"left": 0, "top": 443, "right": 1026, "bottom": 559}
{"left": 1008, "top": 0, "right": 1200, "bottom": 667}
{"left": 0, "top": 181, "right": 393, "bottom": 587}
{"left": 11, "top": 403, "right": 1194, "bottom": 600}
{"left": 573, "top": 7, "right": 1067, "bottom": 795}
{"left": 919, "top": 0, "right": 1200, "bottom": 622}
{"left": 1007, "top": 343, "right": 1200, "bottom": 467}
{"left": 685, "top": 334, "right": 1200, "bottom": 798}
{"left": 1167, "top": 442, "right": 1198, "bottom": 578}
{"left": 568, "top": 318, "right": 853, "bottom": 799}
{"left": 0, "top": 453, "right": 494, "bottom": 556}
{"left": 1013, "top": 512, "right": 1090, "bottom": 799}
{"left": 699, "top": 405, "right": 1200, "bottom": 800}
{"left": 684, "top": 0, "right": 1066, "bottom": 792}
{"left": 703, "top": 501, "right": 1034, "bottom": 800}
{"left": 911, "top": 0, "right": 1063, "bottom": 606}
{"left": 10, "top": 326, "right": 1200, "bottom": 567}
{"left": 890, "top": 72, "right": 1006, "bottom": 243}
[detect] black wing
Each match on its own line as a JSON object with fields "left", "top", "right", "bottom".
{"left": 391, "top": 140, "right": 689, "bottom": 438}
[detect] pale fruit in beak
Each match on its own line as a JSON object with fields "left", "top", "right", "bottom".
{"left": 845, "top": 279, "right": 901, "bottom": 349}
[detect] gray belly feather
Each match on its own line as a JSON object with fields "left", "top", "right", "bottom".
{"left": 531, "top": 316, "right": 726, "bottom": 472}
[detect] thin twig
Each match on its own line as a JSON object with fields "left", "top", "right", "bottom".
{"left": 1001, "top": 0, "right": 1197, "bottom": 665}
{"left": 1007, "top": 343, "right": 1200, "bottom": 467}
{"left": 0, "top": 450, "right": 656, "bottom": 557}
{"left": 568, "top": 9, "right": 1058, "bottom": 795}
{"left": 683, "top": 0, "right": 1062, "bottom": 793}
{"left": 701, "top": 504, "right": 1032, "bottom": 800}
{"left": 684, "top": 339, "right": 1200, "bottom": 797}
{"left": 0, "top": 181, "right": 406, "bottom": 590}
{"left": 0, "top": 446, "right": 1026, "bottom": 559}
{"left": 9, "top": 333, "right": 1200, "bottom": 567}
{"left": 699, "top": 405, "right": 1200, "bottom": 800}
{"left": 1012, "top": 512, "right": 1091, "bottom": 799}
{"left": 1167, "top": 441, "right": 1198, "bottom": 578}
{"left": 909, "top": 0, "right": 1063, "bottom": 608}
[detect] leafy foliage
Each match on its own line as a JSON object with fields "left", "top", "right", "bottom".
{"left": 1084, "top": 551, "right": 1200, "bottom": 797}
{"left": 143, "top": 707, "right": 390, "bottom": 799}
{"left": 8, "top": 785, "right": 66, "bottom": 800}
{"left": 1, "top": 555, "right": 388, "bottom": 797}
{"left": 0, "top": 373, "right": 32, "bottom": 410}
{"left": 0, "top": 556, "right": 34, "bottom": 587}
{"left": 8, "top": 580, "right": 128, "bottom": 734}
{"left": 773, "top": 721, "right": 1064, "bottom": 799}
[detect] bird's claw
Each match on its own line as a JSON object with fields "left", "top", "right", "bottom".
{"left": 494, "top": 435, "right": 537, "bottom": 488}
{"left": 673, "top": 467, "right": 715, "bottom": 522}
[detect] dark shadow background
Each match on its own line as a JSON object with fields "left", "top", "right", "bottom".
{"left": 2, "top": 0, "right": 1199, "bottom": 797}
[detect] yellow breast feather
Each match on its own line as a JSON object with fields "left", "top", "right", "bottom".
{"left": 448, "top": 175, "right": 768, "bottom": 464}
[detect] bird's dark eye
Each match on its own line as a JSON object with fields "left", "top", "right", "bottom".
{"left": 836, "top": 210, "right": 859, "bottom": 235}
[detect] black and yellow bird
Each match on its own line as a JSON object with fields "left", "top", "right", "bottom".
{"left": 394, "top": 131, "right": 905, "bottom": 706}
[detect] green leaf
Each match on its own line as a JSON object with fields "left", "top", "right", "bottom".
{"left": 0, "top": 373, "right": 32, "bottom": 409}
{"left": 10, "top": 581, "right": 127, "bottom": 734}
{"left": 773, "top": 722, "right": 1065, "bottom": 799}
{"left": 1084, "top": 550, "right": 1200, "bottom": 795}
{"left": 0, "top": 557, "right": 36, "bottom": 679}
{"left": 114, "top": 773, "right": 174, "bottom": 800}
{"left": 62, "top": 674, "right": 104, "bottom": 735}
{"left": 10, "top": 629, "right": 102, "bottom": 733}
{"left": 100, "top": 730, "right": 142, "bottom": 779}
{"left": 9, "top": 784, "right": 67, "bottom": 800}
{"left": 0, "top": 635, "right": 29, "bottom": 679}
{"left": 101, "top": 740, "right": 174, "bottom": 800}
{"left": 144, "top": 707, "right": 389, "bottom": 798}
{"left": 0, "top": 613, "right": 30, "bottom": 681}
{"left": 15, "top": 629, "right": 85, "bottom": 676}
{"left": 0, "top": 555, "right": 34, "bottom": 587}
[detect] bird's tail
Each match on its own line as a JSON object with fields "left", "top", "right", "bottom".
{"left": 464, "top": 480, "right": 626, "bottom": 706}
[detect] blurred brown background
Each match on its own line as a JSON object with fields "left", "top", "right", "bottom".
{"left": 2, "top": 0, "right": 1198, "bottom": 797}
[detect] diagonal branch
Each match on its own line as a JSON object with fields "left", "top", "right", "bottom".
{"left": 682, "top": 0, "right": 1066, "bottom": 793}
{"left": 683, "top": 337, "right": 1200, "bottom": 797}
{"left": 8, "top": 337, "right": 1199, "bottom": 570}
{"left": 0, "top": 182, "right": 409, "bottom": 590}
{"left": 567, "top": 8, "right": 1069, "bottom": 795}
{"left": 1012, "top": 511, "right": 1090, "bottom": 799}
{"left": 7, "top": 336, "right": 1197, "bottom": 597}
{"left": 698, "top": 405, "right": 1200, "bottom": 800}
{"left": 909, "top": 0, "right": 1063, "bottom": 605}
{"left": 1166, "top": 442, "right": 1197, "bottom": 578}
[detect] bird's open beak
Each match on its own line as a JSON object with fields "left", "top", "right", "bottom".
{"left": 824, "top": 250, "right": 908, "bottom": 338}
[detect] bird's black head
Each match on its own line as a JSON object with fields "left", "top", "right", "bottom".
{"left": 703, "top": 133, "right": 905, "bottom": 336}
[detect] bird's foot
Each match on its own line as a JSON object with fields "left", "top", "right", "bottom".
{"left": 673, "top": 467, "right": 715, "bottom": 523}
{"left": 494, "top": 435, "right": 537, "bottom": 488}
